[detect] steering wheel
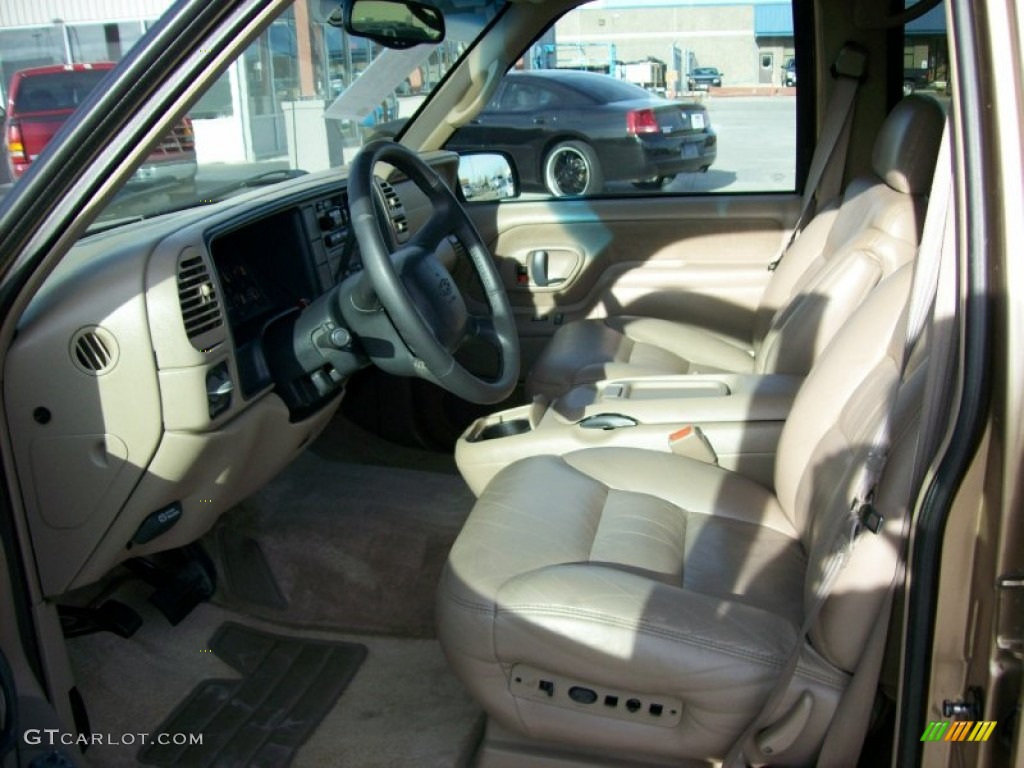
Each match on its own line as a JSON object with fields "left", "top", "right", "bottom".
{"left": 340, "top": 140, "right": 519, "bottom": 405}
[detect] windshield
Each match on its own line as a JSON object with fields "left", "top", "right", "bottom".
{"left": 0, "top": 0, "right": 504, "bottom": 227}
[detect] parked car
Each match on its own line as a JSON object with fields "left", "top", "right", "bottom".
{"left": 687, "top": 66, "right": 723, "bottom": 90}
{"left": 903, "top": 67, "right": 930, "bottom": 95}
{"left": 783, "top": 57, "right": 797, "bottom": 86}
{"left": 447, "top": 69, "right": 716, "bottom": 196}
{"left": 4, "top": 63, "right": 196, "bottom": 195}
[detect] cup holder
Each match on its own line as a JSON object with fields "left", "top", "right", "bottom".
{"left": 473, "top": 418, "right": 532, "bottom": 441}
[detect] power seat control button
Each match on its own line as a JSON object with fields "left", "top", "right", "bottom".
{"left": 569, "top": 686, "right": 598, "bottom": 705}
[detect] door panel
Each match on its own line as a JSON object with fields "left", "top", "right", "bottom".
{"left": 460, "top": 194, "right": 801, "bottom": 376}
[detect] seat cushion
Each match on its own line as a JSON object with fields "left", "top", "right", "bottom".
{"left": 437, "top": 449, "right": 847, "bottom": 763}
{"left": 526, "top": 317, "right": 755, "bottom": 401}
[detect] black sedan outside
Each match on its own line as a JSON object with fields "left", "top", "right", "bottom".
{"left": 446, "top": 69, "right": 716, "bottom": 196}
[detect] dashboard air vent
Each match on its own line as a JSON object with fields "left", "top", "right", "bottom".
{"left": 449, "top": 235, "right": 468, "bottom": 261}
{"left": 376, "top": 179, "right": 409, "bottom": 243}
{"left": 177, "top": 253, "right": 224, "bottom": 348}
{"left": 70, "top": 326, "right": 119, "bottom": 375}
{"left": 377, "top": 180, "right": 403, "bottom": 212}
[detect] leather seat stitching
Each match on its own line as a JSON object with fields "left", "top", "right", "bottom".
{"left": 497, "top": 604, "right": 846, "bottom": 688}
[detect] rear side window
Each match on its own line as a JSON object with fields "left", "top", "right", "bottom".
{"left": 13, "top": 70, "right": 108, "bottom": 113}
{"left": 499, "top": 82, "right": 559, "bottom": 111}
{"left": 446, "top": 0, "right": 799, "bottom": 199}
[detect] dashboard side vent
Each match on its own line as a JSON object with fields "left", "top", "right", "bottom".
{"left": 177, "top": 253, "right": 224, "bottom": 348}
{"left": 449, "top": 236, "right": 468, "bottom": 261}
{"left": 377, "top": 180, "right": 402, "bottom": 212}
{"left": 376, "top": 180, "right": 410, "bottom": 243}
{"left": 70, "top": 327, "right": 119, "bottom": 375}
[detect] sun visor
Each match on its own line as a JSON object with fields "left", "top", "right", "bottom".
{"left": 323, "top": 46, "right": 434, "bottom": 122}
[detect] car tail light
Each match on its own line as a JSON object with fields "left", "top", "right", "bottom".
{"left": 7, "top": 121, "right": 26, "bottom": 162}
{"left": 626, "top": 108, "right": 660, "bottom": 135}
{"left": 7, "top": 121, "right": 28, "bottom": 176}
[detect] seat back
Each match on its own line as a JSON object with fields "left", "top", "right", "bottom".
{"left": 751, "top": 95, "right": 944, "bottom": 376}
{"left": 771, "top": 262, "right": 927, "bottom": 671}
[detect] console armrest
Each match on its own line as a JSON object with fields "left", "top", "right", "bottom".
{"left": 551, "top": 374, "right": 804, "bottom": 425}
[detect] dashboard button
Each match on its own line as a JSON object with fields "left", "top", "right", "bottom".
{"left": 320, "top": 207, "right": 344, "bottom": 230}
{"left": 328, "top": 328, "right": 351, "bottom": 349}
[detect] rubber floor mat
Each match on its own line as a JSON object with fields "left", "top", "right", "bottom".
{"left": 139, "top": 622, "right": 367, "bottom": 767}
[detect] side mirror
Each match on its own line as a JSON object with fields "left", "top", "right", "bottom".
{"left": 457, "top": 153, "right": 519, "bottom": 202}
{"left": 340, "top": 0, "right": 444, "bottom": 50}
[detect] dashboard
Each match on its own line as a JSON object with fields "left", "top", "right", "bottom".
{"left": 210, "top": 192, "right": 354, "bottom": 405}
{"left": 3, "top": 154, "right": 457, "bottom": 597}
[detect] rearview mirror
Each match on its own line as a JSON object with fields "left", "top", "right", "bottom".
{"left": 341, "top": 0, "right": 445, "bottom": 49}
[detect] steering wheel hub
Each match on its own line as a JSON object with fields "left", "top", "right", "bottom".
{"left": 339, "top": 141, "right": 519, "bottom": 405}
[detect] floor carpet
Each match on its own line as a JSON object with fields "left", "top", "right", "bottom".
{"left": 66, "top": 416, "right": 484, "bottom": 766}
{"left": 206, "top": 450, "right": 476, "bottom": 637}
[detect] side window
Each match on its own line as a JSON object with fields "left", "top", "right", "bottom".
{"left": 446, "top": 0, "right": 799, "bottom": 199}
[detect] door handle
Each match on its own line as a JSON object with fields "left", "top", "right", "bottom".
{"left": 528, "top": 250, "right": 565, "bottom": 287}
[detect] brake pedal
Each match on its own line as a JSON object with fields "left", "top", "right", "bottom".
{"left": 124, "top": 544, "right": 217, "bottom": 626}
{"left": 148, "top": 556, "right": 216, "bottom": 626}
{"left": 59, "top": 600, "right": 142, "bottom": 638}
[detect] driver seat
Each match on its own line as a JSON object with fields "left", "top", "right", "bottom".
{"left": 437, "top": 264, "right": 924, "bottom": 765}
{"left": 525, "top": 95, "right": 944, "bottom": 401}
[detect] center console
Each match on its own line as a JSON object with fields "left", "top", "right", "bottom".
{"left": 455, "top": 374, "right": 803, "bottom": 495}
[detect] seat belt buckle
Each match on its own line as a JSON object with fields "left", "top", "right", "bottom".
{"left": 852, "top": 496, "right": 885, "bottom": 534}
{"left": 668, "top": 425, "right": 718, "bottom": 465}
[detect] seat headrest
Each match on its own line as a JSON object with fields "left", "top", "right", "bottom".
{"left": 872, "top": 95, "right": 945, "bottom": 195}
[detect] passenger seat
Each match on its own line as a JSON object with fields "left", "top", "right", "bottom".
{"left": 525, "top": 95, "right": 944, "bottom": 401}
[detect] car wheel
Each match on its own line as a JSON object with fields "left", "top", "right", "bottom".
{"left": 543, "top": 140, "right": 602, "bottom": 197}
{"left": 631, "top": 174, "right": 675, "bottom": 190}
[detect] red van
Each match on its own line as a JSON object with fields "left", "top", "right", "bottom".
{"left": 4, "top": 62, "right": 196, "bottom": 191}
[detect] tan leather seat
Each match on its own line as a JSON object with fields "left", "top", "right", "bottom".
{"left": 525, "top": 95, "right": 944, "bottom": 401}
{"left": 438, "top": 266, "right": 924, "bottom": 765}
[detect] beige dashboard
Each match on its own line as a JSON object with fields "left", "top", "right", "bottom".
{"left": 3, "top": 154, "right": 459, "bottom": 597}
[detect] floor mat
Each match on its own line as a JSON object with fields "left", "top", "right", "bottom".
{"left": 139, "top": 622, "right": 366, "bottom": 767}
{"left": 69, "top": 601, "right": 481, "bottom": 767}
{"left": 207, "top": 451, "right": 475, "bottom": 637}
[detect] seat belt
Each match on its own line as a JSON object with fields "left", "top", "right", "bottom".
{"left": 815, "top": 121, "right": 954, "bottom": 767}
{"left": 768, "top": 43, "right": 868, "bottom": 271}
{"left": 723, "top": 121, "right": 953, "bottom": 768}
